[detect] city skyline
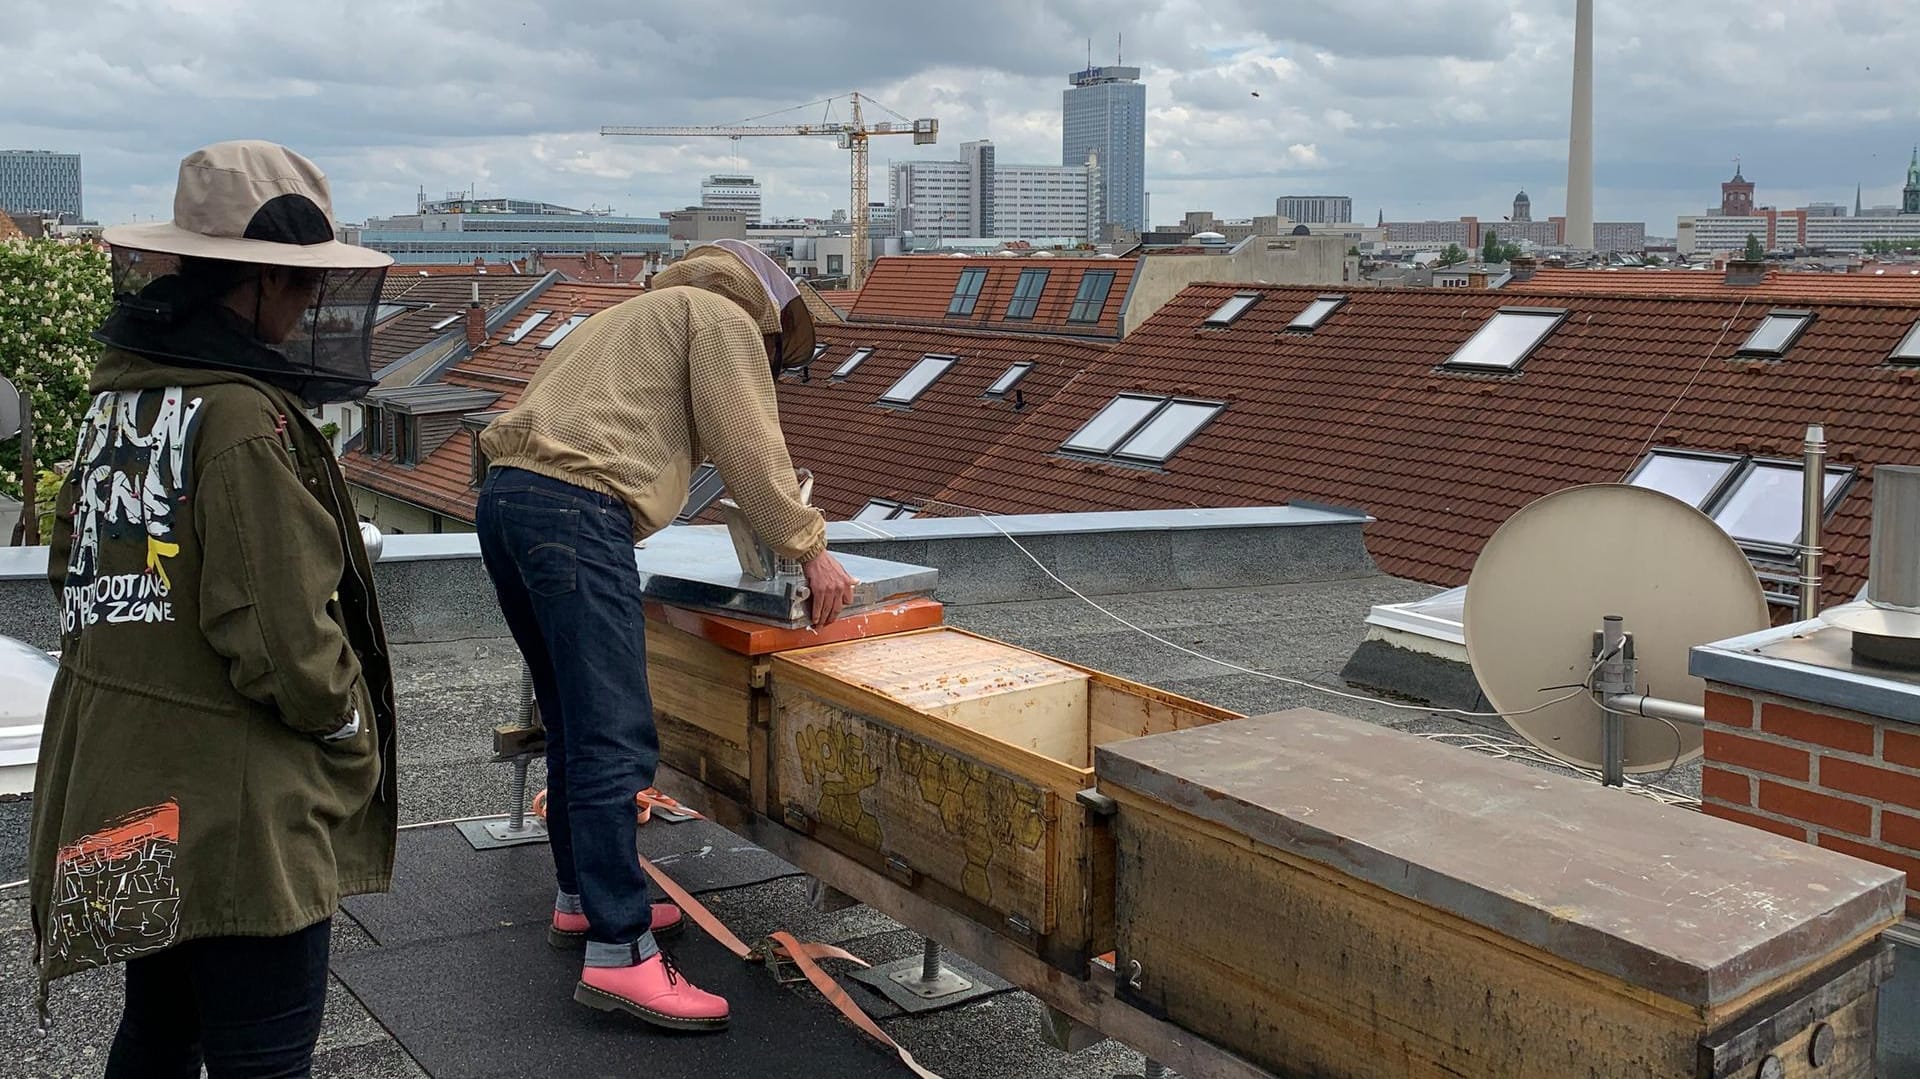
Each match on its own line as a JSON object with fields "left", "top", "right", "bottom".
{"left": 3, "top": 1, "right": 1918, "bottom": 232}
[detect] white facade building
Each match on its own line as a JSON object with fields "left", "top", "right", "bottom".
{"left": 1275, "top": 195, "right": 1353, "bottom": 225}
{"left": 891, "top": 140, "right": 1099, "bottom": 243}
{"left": 1677, "top": 215, "right": 1771, "bottom": 255}
{"left": 700, "top": 174, "right": 763, "bottom": 224}
{"left": 1805, "top": 215, "right": 1920, "bottom": 253}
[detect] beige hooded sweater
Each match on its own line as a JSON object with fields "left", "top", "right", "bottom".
{"left": 480, "top": 247, "right": 826, "bottom": 559}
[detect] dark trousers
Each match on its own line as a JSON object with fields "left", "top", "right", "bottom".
{"left": 476, "top": 467, "right": 659, "bottom": 964}
{"left": 104, "top": 918, "right": 332, "bottom": 1079}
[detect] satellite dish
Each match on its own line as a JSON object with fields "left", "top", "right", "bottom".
{"left": 0, "top": 376, "right": 18, "bottom": 440}
{"left": 1464, "top": 484, "right": 1768, "bottom": 773}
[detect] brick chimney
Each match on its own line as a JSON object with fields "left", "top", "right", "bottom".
{"left": 1508, "top": 255, "right": 1538, "bottom": 283}
{"left": 1725, "top": 259, "right": 1769, "bottom": 287}
{"left": 1694, "top": 467, "right": 1920, "bottom": 919}
{"left": 464, "top": 281, "right": 486, "bottom": 347}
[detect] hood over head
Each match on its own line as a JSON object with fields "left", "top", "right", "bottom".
{"left": 650, "top": 241, "right": 816, "bottom": 370}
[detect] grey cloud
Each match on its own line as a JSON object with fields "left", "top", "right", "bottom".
{"left": 1, "top": 0, "right": 1913, "bottom": 234}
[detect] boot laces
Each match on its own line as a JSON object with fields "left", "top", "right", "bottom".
{"left": 656, "top": 948, "right": 683, "bottom": 987}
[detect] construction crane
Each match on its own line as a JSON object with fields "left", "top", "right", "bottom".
{"left": 603, "top": 94, "right": 938, "bottom": 292}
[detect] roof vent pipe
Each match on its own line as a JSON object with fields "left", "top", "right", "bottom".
{"left": 1829, "top": 464, "right": 1920, "bottom": 669}
{"left": 1799, "top": 423, "right": 1826, "bottom": 620}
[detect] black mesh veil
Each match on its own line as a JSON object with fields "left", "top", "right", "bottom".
{"left": 105, "top": 247, "right": 387, "bottom": 405}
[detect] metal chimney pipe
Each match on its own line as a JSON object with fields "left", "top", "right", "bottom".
{"left": 1564, "top": 0, "right": 1595, "bottom": 251}
{"left": 1869, "top": 465, "right": 1920, "bottom": 613}
{"left": 1799, "top": 424, "right": 1826, "bottom": 620}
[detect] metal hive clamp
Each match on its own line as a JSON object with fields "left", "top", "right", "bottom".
{"left": 642, "top": 471, "right": 937, "bottom": 628}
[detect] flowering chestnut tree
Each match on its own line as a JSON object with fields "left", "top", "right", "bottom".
{"left": 0, "top": 238, "right": 111, "bottom": 499}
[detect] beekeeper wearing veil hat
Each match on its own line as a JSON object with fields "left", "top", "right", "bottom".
{"left": 30, "top": 140, "right": 398, "bottom": 1076}
{"left": 476, "top": 238, "right": 856, "bottom": 1030}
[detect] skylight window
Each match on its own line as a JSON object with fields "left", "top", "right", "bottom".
{"left": 1711, "top": 462, "right": 1849, "bottom": 547}
{"left": 1004, "top": 269, "right": 1050, "bottom": 320}
{"left": 984, "top": 362, "right": 1032, "bottom": 398}
{"left": 832, "top": 347, "right": 873, "bottom": 380}
{"left": 1737, "top": 310, "right": 1813, "bottom": 356}
{"left": 1442, "top": 308, "right": 1566, "bottom": 371}
{"left": 812, "top": 343, "right": 828, "bottom": 361}
{"left": 1204, "top": 293, "right": 1259, "bottom": 327}
{"left": 852, "top": 499, "right": 919, "bottom": 523}
{"left": 1892, "top": 319, "right": 1920, "bottom": 363}
{"left": 1627, "top": 451, "right": 1738, "bottom": 509}
{"left": 947, "top": 269, "right": 988, "bottom": 316}
{"left": 537, "top": 314, "right": 590, "bottom": 350}
{"left": 1628, "top": 448, "right": 1854, "bottom": 555}
{"left": 373, "top": 303, "right": 413, "bottom": 326}
{"left": 429, "top": 314, "right": 461, "bottom": 331}
{"left": 1061, "top": 395, "right": 1225, "bottom": 463}
{"left": 1067, "top": 271, "right": 1116, "bottom": 323}
{"left": 878, "top": 354, "right": 956, "bottom": 406}
{"left": 1062, "top": 395, "right": 1161, "bottom": 454}
{"left": 1287, "top": 295, "right": 1347, "bottom": 332}
{"left": 1113, "top": 400, "right": 1225, "bottom": 462}
{"left": 506, "top": 311, "right": 551, "bottom": 344}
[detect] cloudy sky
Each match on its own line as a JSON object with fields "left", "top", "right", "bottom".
{"left": 4, "top": 0, "right": 1916, "bottom": 234}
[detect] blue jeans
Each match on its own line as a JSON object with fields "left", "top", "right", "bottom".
{"left": 106, "top": 918, "right": 331, "bottom": 1078}
{"left": 476, "top": 467, "right": 659, "bottom": 967}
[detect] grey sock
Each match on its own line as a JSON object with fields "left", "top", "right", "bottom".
{"left": 584, "top": 931, "right": 660, "bottom": 968}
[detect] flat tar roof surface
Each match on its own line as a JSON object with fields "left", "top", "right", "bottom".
{"left": 0, "top": 570, "right": 1704, "bottom": 1078}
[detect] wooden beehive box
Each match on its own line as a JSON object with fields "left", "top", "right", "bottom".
{"left": 642, "top": 599, "right": 948, "bottom": 811}
{"left": 1096, "top": 709, "right": 1906, "bottom": 1079}
{"left": 767, "top": 627, "right": 1238, "bottom": 972}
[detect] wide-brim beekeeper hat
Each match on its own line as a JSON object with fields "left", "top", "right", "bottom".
{"left": 97, "top": 141, "right": 394, "bottom": 406}
{"left": 103, "top": 141, "right": 391, "bottom": 269}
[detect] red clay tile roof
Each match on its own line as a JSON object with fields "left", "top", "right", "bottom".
{"left": 516, "top": 251, "right": 649, "bottom": 284}
{"left": 345, "top": 290, "right": 1109, "bottom": 528}
{"left": 849, "top": 256, "right": 1135, "bottom": 338}
{"left": 343, "top": 283, "right": 643, "bottom": 521}
{"left": 932, "top": 283, "right": 1920, "bottom": 603}
{"left": 767, "top": 324, "right": 1108, "bottom": 522}
{"left": 387, "top": 262, "right": 520, "bottom": 276}
{"left": 372, "top": 274, "right": 541, "bottom": 369}
{"left": 1509, "top": 267, "right": 1920, "bottom": 302}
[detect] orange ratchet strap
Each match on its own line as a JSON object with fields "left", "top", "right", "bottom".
{"left": 637, "top": 856, "right": 943, "bottom": 1079}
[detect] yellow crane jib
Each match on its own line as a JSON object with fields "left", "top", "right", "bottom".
{"left": 601, "top": 93, "right": 938, "bottom": 292}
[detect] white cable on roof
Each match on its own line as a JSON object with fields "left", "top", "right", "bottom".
{"left": 1625, "top": 296, "right": 1750, "bottom": 473}
{"left": 959, "top": 508, "right": 1602, "bottom": 722}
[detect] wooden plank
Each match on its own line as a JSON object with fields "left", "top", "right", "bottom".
{"left": 647, "top": 617, "right": 755, "bottom": 750}
{"left": 1698, "top": 942, "right": 1890, "bottom": 1078}
{"left": 937, "top": 678, "right": 1091, "bottom": 766}
{"left": 772, "top": 649, "right": 1092, "bottom": 795}
{"left": 647, "top": 762, "right": 1282, "bottom": 1079}
{"left": 1096, "top": 709, "right": 1906, "bottom": 1008}
{"left": 1112, "top": 789, "right": 1706, "bottom": 1077}
{"left": 769, "top": 684, "right": 1059, "bottom": 935}
{"left": 782, "top": 629, "right": 1088, "bottom": 716}
{"left": 1087, "top": 678, "right": 1232, "bottom": 750}
{"left": 644, "top": 597, "right": 945, "bottom": 657}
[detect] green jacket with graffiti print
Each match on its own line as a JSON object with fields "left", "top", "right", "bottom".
{"left": 29, "top": 348, "right": 397, "bottom": 995}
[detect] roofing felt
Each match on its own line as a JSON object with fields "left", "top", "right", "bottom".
{"left": 849, "top": 255, "right": 1136, "bottom": 338}
{"left": 930, "top": 282, "right": 1920, "bottom": 601}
